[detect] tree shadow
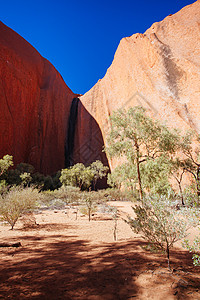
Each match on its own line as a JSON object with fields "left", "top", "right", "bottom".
{"left": 0, "top": 236, "right": 200, "bottom": 299}
{"left": 0, "top": 237, "right": 146, "bottom": 299}
{"left": 18, "top": 223, "right": 77, "bottom": 232}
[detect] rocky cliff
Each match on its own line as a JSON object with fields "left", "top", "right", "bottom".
{"left": 1, "top": 1, "right": 199, "bottom": 174}
{"left": 0, "top": 21, "right": 108, "bottom": 174}
{"left": 81, "top": 1, "right": 200, "bottom": 169}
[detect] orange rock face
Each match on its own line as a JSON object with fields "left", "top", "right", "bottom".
{"left": 2, "top": 1, "right": 199, "bottom": 175}
{"left": 0, "top": 21, "right": 108, "bottom": 175}
{"left": 81, "top": 1, "right": 200, "bottom": 170}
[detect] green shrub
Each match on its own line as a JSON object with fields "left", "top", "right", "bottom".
{"left": 126, "top": 194, "right": 198, "bottom": 269}
{"left": 106, "top": 188, "right": 128, "bottom": 201}
{"left": 0, "top": 186, "right": 40, "bottom": 229}
{"left": 183, "top": 184, "right": 199, "bottom": 207}
{"left": 42, "top": 186, "right": 82, "bottom": 207}
{"left": 183, "top": 228, "right": 200, "bottom": 266}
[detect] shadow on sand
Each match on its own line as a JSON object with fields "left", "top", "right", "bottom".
{"left": 0, "top": 233, "right": 200, "bottom": 299}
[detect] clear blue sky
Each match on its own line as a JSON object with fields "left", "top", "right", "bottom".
{"left": 0, "top": 0, "right": 195, "bottom": 94}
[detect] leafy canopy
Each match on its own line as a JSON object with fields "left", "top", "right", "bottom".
{"left": 60, "top": 163, "right": 94, "bottom": 190}
{"left": 106, "top": 106, "right": 181, "bottom": 199}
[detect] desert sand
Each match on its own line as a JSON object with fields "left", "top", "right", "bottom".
{"left": 0, "top": 201, "right": 200, "bottom": 300}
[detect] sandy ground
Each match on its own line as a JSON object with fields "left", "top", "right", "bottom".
{"left": 0, "top": 201, "right": 200, "bottom": 300}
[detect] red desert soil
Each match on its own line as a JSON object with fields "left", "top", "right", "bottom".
{"left": 0, "top": 201, "right": 200, "bottom": 300}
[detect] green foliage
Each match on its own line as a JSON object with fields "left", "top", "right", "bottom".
{"left": 42, "top": 186, "right": 82, "bottom": 207}
{"left": 108, "top": 163, "right": 137, "bottom": 192}
{"left": 182, "top": 184, "right": 199, "bottom": 207}
{"left": 0, "top": 155, "right": 13, "bottom": 177}
{"left": 106, "top": 106, "right": 181, "bottom": 200}
{"left": 82, "top": 190, "right": 108, "bottom": 204}
{"left": 0, "top": 186, "right": 40, "bottom": 229}
{"left": 107, "top": 106, "right": 180, "bottom": 160}
{"left": 178, "top": 131, "right": 200, "bottom": 202}
{"left": 60, "top": 163, "right": 94, "bottom": 190}
{"left": 183, "top": 230, "right": 200, "bottom": 266}
{"left": 141, "top": 156, "right": 172, "bottom": 196}
{"left": 127, "top": 195, "right": 198, "bottom": 269}
{"left": 0, "top": 155, "right": 14, "bottom": 195}
{"left": 106, "top": 188, "right": 130, "bottom": 201}
{"left": 6, "top": 163, "right": 61, "bottom": 191}
{"left": 20, "top": 172, "right": 32, "bottom": 187}
{"left": 0, "top": 180, "right": 8, "bottom": 196}
{"left": 90, "top": 160, "right": 109, "bottom": 190}
{"left": 16, "top": 163, "right": 35, "bottom": 174}
{"left": 80, "top": 193, "right": 97, "bottom": 221}
{"left": 6, "top": 168, "right": 21, "bottom": 185}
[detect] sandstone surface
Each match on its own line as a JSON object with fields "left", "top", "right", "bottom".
{"left": 0, "top": 21, "right": 75, "bottom": 174}
{"left": 80, "top": 1, "right": 200, "bottom": 169}
{"left": 0, "top": 21, "right": 107, "bottom": 174}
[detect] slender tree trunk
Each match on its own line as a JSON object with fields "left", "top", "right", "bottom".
{"left": 166, "top": 244, "right": 171, "bottom": 271}
{"left": 178, "top": 181, "right": 185, "bottom": 206}
{"left": 93, "top": 179, "right": 97, "bottom": 191}
{"left": 113, "top": 219, "right": 117, "bottom": 241}
{"left": 134, "top": 136, "right": 143, "bottom": 202}
{"left": 196, "top": 166, "right": 200, "bottom": 203}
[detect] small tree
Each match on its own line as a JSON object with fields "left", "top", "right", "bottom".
{"left": 106, "top": 107, "right": 180, "bottom": 201}
{"left": 60, "top": 163, "right": 94, "bottom": 190}
{"left": 127, "top": 195, "right": 197, "bottom": 270}
{"left": 0, "top": 186, "right": 40, "bottom": 229}
{"left": 20, "top": 172, "right": 32, "bottom": 187}
{"left": 81, "top": 192, "right": 96, "bottom": 221}
{"left": 90, "top": 160, "right": 109, "bottom": 190}
{"left": 0, "top": 155, "right": 13, "bottom": 176}
{"left": 109, "top": 207, "right": 119, "bottom": 241}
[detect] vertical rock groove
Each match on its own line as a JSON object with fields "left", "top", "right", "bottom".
{"left": 65, "top": 97, "right": 79, "bottom": 167}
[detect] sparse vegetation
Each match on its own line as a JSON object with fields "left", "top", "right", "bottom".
{"left": 60, "top": 163, "right": 94, "bottom": 190}
{"left": 126, "top": 195, "right": 198, "bottom": 269}
{"left": 183, "top": 229, "right": 200, "bottom": 266}
{"left": 80, "top": 193, "right": 97, "bottom": 221}
{"left": 0, "top": 154, "right": 13, "bottom": 176}
{"left": 60, "top": 161, "right": 108, "bottom": 191}
{"left": 90, "top": 160, "right": 109, "bottom": 190}
{"left": 0, "top": 186, "right": 40, "bottom": 229}
{"left": 1, "top": 106, "right": 200, "bottom": 276}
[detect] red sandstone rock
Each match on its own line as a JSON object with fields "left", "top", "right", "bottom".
{"left": 3, "top": 1, "right": 196, "bottom": 175}
{"left": 81, "top": 1, "right": 200, "bottom": 170}
{"left": 0, "top": 21, "right": 75, "bottom": 174}
{"left": 0, "top": 21, "right": 108, "bottom": 174}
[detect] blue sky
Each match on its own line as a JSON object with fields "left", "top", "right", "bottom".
{"left": 0, "top": 0, "right": 195, "bottom": 94}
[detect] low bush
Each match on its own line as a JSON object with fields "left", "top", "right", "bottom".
{"left": 126, "top": 194, "right": 198, "bottom": 269}
{"left": 183, "top": 228, "right": 200, "bottom": 266}
{"left": 0, "top": 186, "right": 40, "bottom": 229}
